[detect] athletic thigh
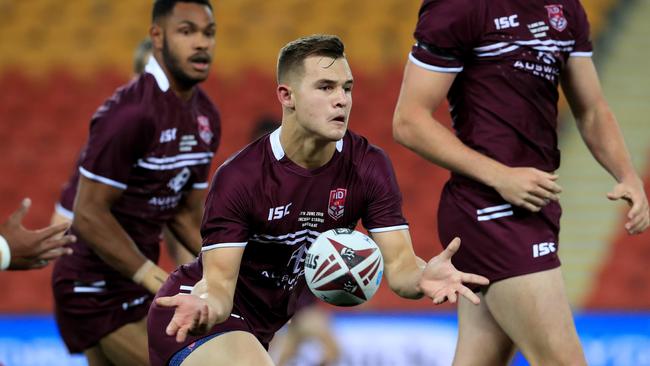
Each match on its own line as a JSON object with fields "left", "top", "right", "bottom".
{"left": 99, "top": 317, "right": 150, "bottom": 366}
{"left": 181, "top": 331, "right": 274, "bottom": 366}
{"left": 84, "top": 346, "right": 114, "bottom": 366}
{"left": 453, "top": 294, "right": 516, "bottom": 366}
{"left": 484, "top": 268, "right": 586, "bottom": 366}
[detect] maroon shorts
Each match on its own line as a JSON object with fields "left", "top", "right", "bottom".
{"left": 147, "top": 266, "right": 254, "bottom": 366}
{"left": 52, "top": 267, "right": 152, "bottom": 353}
{"left": 437, "top": 179, "right": 562, "bottom": 284}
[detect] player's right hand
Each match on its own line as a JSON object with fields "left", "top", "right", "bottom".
{"left": 492, "top": 167, "right": 562, "bottom": 212}
{"left": 156, "top": 294, "right": 215, "bottom": 343}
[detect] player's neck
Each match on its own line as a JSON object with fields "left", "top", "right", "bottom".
{"left": 168, "top": 79, "right": 195, "bottom": 101}
{"left": 279, "top": 122, "right": 336, "bottom": 170}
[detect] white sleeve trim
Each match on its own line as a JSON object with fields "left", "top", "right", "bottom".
{"left": 408, "top": 52, "right": 463, "bottom": 73}
{"left": 55, "top": 202, "right": 74, "bottom": 220}
{"left": 79, "top": 167, "right": 127, "bottom": 190}
{"left": 570, "top": 51, "right": 593, "bottom": 57}
{"left": 202, "top": 242, "right": 248, "bottom": 252}
{"left": 193, "top": 182, "right": 209, "bottom": 189}
{"left": 367, "top": 225, "right": 409, "bottom": 233}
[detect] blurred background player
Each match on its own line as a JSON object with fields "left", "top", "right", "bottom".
{"left": 51, "top": 0, "right": 219, "bottom": 365}
{"left": 51, "top": 37, "right": 194, "bottom": 266}
{"left": 147, "top": 34, "right": 488, "bottom": 366}
{"left": 1, "top": 198, "right": 74, "bottom": 271}
{"left": 393, "top": 0, "right": 650, "bottom": 365}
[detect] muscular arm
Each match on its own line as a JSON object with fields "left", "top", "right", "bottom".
{"left": 561, "top": 57, "right": 649, "bottom": 234}
{"left": 73, "top": 175, "right": 149, "bottom": 277}
{"left": 166, "top": 188, "right": 206, "bottom": 256}
{"left": 370, "top": 229, "right": 424, "bottom": 299}
{"left": 393, "top": 61, "right": 561, "bottom": 212}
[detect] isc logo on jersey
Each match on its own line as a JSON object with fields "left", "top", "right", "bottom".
{"left": 532, "top": 242, "right": 556, "bottom": 258}
{"left": 268, "top": 203, "right": 292, "bottom": 221}
{"left": 304, "top": 228, "right": 383, "bottom": 306}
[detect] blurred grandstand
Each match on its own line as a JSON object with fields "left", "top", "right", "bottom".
{"left": 0, "top": 0, "right": 649, "bottom": 365}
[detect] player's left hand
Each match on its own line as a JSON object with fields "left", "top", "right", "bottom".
{"left": 419, "top": 237, "right": 489, "bottom": 305}
{"left": 607, "top": 178, "right": 649, "bottom": 235}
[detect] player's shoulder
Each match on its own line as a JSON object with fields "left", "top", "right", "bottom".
{"left": 420, "top": 0, "right": 484, "bottom": 13}
{"left": 194, "top": 86, "right": 221, "bottom": 120}
{"left": 345, "top": 130, "right": 391, "bottom": 165}
{"left": 92, "top": 74, "right": 156, "bottom": 123}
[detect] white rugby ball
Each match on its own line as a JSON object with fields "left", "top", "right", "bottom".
{"left": 304, "top": 228, "right": 383, "bottom": 306}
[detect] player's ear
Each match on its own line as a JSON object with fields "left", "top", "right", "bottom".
{"left": 150, "top": 24, "right": 163, "bottom": 50}
{"left": 277, "top": 84, "right": 295, "bottom": 109}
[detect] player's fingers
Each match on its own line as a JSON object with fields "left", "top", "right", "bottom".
{"left": 458, "top": 287, "right": 481, "bottom": 305}
{"left": 37, "top": 247, "right": 73, "bottom": 261}
{"left": 441, "top": 237, "right": 461, "bottom": 260}
{"left": 524, "top": 195, "right": 547, "bottom": 208}
{"left": 156, "top": 296, "right": 179, "bottom": 308}
{"left": 447, "top": 291, "right": 458, "bottom": 304}
{"left": 538, "top": 179, "right": 562, "bottom": 195}
{"left": 165, "top": 318, "right": 181, "bottom": 337}
{"left": 8, "top": 198, "right": 31, "bottom": 225}
{"left": 34, "top": 222, "right": 71, "bottom": 242}
{"left": 519, "top": 200, "right": 541, "bottom": 212}
{"left": 176, "top": 324, "right": 190, "bottom": 343}
{"left": 432, "top": 294, "right": 447, "bottom": 305}
{"left": 40, "top": 235, "right": 76, "bottom": 253}
{"left": 461, "top": 272, "right": 489, "bottom": 286}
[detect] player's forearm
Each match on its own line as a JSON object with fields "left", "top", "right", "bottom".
{"left": 167, "top": 211, "right": 202, "bottom": 256}
{"left": 73, "top": 205, "right": 148, "bottom": 277}
{"left": 577, "top": 100, "right": 638, "bottom": 183}
{"left": 393, "top": 108, "right": 507, "bottom": 188}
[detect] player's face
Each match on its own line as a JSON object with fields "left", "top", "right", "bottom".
{"left": 161, "top": 3, "right": 216, "bottom": 87}
{"left": 293, "top": 56, "right": 353, "bottom": 141}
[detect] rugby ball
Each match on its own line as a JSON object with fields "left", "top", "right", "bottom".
{"left": 304, "top": 228, "right": 383, "bottom": 306}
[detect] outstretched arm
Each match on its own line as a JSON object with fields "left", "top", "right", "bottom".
{"left": 370, "top": 229, "right": 488, "bottom": 303}
{"left": 561, "top": 57, "right": 649, "bottom": 234}
{"left": 393, "top": 61, "right": 562, "bottom": 212}
{"left": 155, "top": 246, "right": 244, "bottom": 343}
{"left": 0, "top": 198, "right": 75, "bottom": 270}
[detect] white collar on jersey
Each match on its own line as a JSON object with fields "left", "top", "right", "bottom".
{"left": 270, "top": 127, "right": 344, "bottom": 161}
{"left": 144, "top": 55, "right": 170, "bottom": 92}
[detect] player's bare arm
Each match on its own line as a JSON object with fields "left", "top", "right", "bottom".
{"left": 393, "top": 61, "right": 562, "bottom": 212}
{"left": 73, "top": 176, "right": 168, "bottom": 292}
{"left": 156, "top": 246, "right": 244, "bottom": 343}
{"left": 1, "top": 198, "right": 75, "bottom": 270}
{"left": 370, "top": 230, "right": 488, "bottom": 303}
{"left": 562, "top": 56, "right": 649, "bottom": 234}
{"left": 166, "top": 188, "right": 206, "bottom": 256}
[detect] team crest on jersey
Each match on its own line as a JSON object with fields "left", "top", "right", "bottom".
{"left": 545, "top": 4, "right": 567, "bottom": 32}
{"left": 197, "top": 115, "right": 213, "bottom": 144}
{"left": 328, "top": 188, "right": 347, "bottom": 220}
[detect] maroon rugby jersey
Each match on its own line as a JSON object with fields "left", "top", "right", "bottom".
{"left": 54, "top": 56, "right": 220, "bottom": 274}
{"left": 178, "top": 128, "right": 407, "bottom": 343}
{"left": 411, "top": 0, "right": 593, "bottom": 175}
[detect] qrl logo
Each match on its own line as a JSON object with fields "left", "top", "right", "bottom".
{"left": 328, "top": 188, "right": 347, "bottom": 220}
{"left": 533, "top": 242, "right": 556, "bottom": 258}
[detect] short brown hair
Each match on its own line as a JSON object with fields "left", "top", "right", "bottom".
{"left": 277, "top": 34, "right": 345, "bottom": 83}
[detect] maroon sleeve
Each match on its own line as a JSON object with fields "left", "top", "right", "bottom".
{"left": 361, "top": 148, "right": 408, "bottom": 233}
{"left": 410, "top": 0, "right": 484, "bottom": 72}
{"left": 569, "top": 1, "right": 593, "bottom": 56}
{"left": 200, "top": 163, "right": 250, "bottom": 251}
{"left": 79, "top": 104, "right": 154, "bottom": 189}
